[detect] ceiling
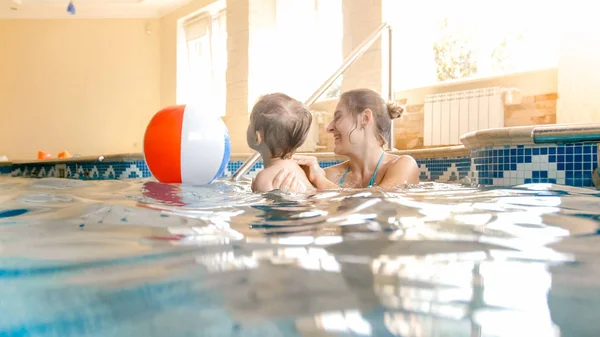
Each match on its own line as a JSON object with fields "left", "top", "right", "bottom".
{"left": 0, "top": 0, "right": 193, "bottom": 18}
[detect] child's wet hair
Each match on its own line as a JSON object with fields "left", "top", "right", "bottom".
{"left": 250, "top": 93, "right": 312, "bottom": 159}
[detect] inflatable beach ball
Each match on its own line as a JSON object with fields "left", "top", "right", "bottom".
{"left": 143, "top": 105, "right": 231, "bottom": 185}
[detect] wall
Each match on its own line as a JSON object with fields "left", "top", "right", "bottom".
{"left": 555, "top": 4, "right": 600, "bottom": 124}
{"left": 394, "top": 68, "right": 558, "bottom": 150}
{"left": 340, "top": 0, "right": 384, "bottom": 95}
{"left": 310, "top": 99, "right": 337, "bottom": 152}
{"left": 503, "top": 93, "right": 557, "bottom": 127}
{"left": 394, "top": 92, "right": 558, "bottom": 150}
{"left": 0, "top": 19, "right": 160, "bottom": 160}
{"left": 161, "top": 0, "right": 342, "bottom": 154}
{"left": 161, "top": 0, "right": 254, "bottom": 153}
{"left": 310, "top": 68, "right": 559, "bottom": 151}
{"left": 305, "top": 3, "right": 561, "bottom": 153}
{"left": 0, "top": 1, "right": 568, "bottom": 160}
{"left": 557, "top": 31, "right": 600, "bottom": 124}
{"left": 395, "top": 68, "right": 558, "bottom": 106}
{"left": 159, "top": 0, "right": 215, "bottom": 107}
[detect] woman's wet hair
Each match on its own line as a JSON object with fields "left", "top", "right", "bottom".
{"left": 339, "top": 88, "right": 404, "bottom": 146}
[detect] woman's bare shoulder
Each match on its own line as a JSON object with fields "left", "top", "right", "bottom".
{"left": 379, "top": 154, "right": 419, "bottom": 185}
{"left": 388, "top": 154, "right": 418, "bottom": 166}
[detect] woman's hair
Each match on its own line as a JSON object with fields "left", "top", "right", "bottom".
{"left": 339, "top": 88, "right": 404, "bottom": 145}
{"left": 250, "top": 93, "right": 312, "bottom": 159}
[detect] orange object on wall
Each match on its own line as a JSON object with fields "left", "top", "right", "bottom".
{"left": 38, "top": 151, "right": 52, "bottom": 160}
{"left": 58, "top": 151, "right": 72, "bottom": 158}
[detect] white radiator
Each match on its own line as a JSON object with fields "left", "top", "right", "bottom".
{"left": 423, "top": 87, "right": 504, "bottom": 146}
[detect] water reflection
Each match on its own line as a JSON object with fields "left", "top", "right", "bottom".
{"left": 0, "top": 177, "right": 598, "bottom": 336}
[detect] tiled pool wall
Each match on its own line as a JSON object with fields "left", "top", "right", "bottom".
{"left": 2, "top": 142, "right": 599, "bottom": 188}
{"left": 2, "top": 156, "right": 471, "bottom": 184}
{"left": 0, "top": 164, "right": 11, "bottom": 176}
{"left": 7, "top": 161, "right": 152, "bottom": 180}
{"left": 226, "top": 157, "right": 472, "bottom": 183}
{"left": 470, "top": 142, "right": 599, "bottom": 187}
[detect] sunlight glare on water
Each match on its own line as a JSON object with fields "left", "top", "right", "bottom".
{"left": 0, "top": 176, "right": 599, "bottom": 337}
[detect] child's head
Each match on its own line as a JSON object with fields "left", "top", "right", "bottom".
{"left": 247, "top": 93, "right": 312, "bottom": 159}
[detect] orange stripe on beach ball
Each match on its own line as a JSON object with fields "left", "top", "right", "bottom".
{"left": 143, "top": 105, "right": 184, "bottom": 183}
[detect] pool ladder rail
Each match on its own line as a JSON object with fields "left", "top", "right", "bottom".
{"left": 231, "top": 22, "right": 396, "bottom": 181}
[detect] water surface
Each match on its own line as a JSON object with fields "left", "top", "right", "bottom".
{"left": 0, "top": 177, "right": 599, "bottom": 337}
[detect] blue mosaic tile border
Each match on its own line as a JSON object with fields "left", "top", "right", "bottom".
{"left": 6, "top": 157, "right": 471, "bottom": 184}
{"left": 317, "top": 161, "right": 341, "bottom": 169}
{"left": 470, "top": 142, "right": 599, "bottom": 187}
{"left": 6, "top": 144, "right": 598, "bottom": 188}
{"left": 223, "top": 158, "right": 471, "bottom": 184}
{"left": 0, "top": 165, "right": 11, "bottom": 175}
{"left": 224, "top": 161, "right": 264, "bottom": 178}
{"left": 9, "top": 161, "right": 153, "bottom": 180}
{"left": 417, "top": 157, "right": 471, "bottom": 183}
{"left": 222, "top": 160, "right": 332, "bottom": 178}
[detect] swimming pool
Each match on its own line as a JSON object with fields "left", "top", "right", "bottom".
{"left": 0, "top": 176, "right": 598, "bottom": 336}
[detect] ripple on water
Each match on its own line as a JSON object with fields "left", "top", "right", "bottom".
{"left": 0, "top": 208, "right": 29, "bottom": 218}
{"left": 0, "top": 176, "right": 598, "bottom": 337}
{"left": 29, "top": 178, "right": 90, "bottom": 189}
{"left": 15, "top": 193, "right": 75, "bottom": 204}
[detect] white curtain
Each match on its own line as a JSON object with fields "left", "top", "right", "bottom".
{"left": 182, "top": 10, "right": 227, "bottom": 116}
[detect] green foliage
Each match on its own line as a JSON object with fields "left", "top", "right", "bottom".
{"left": 324, "top": 76, "right": 342, "bottom": 98}
{"left": 433, "top": 18, "right": 478, "bottom": 81}
{"left": 490, "top": 31, "right": 525, "bottom": 73}
{"left": 433, "top": 18, "right": 523, "bottom": 81}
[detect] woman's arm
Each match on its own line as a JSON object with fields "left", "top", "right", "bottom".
{"left": 311, "top": 172, "right": 340, "bottom": 190}
{"left": 267, "top": 169, "right": 308, "bottom": 193}
{"left": 273, "top": 154, "right": 420, "bottom": 191}
{"left": 293, "top": 155, "right": 340, "bottom": 190}
{"left": 377, "top": 155, "right": 420, "bottom": 188}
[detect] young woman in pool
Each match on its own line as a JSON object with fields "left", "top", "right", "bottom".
{"left": 272, "top": 88, "right": 420, "bottom": 191}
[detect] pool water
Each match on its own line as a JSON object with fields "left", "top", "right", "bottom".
{"left": 0, "top": 176, "right": 599, "bottom": 337}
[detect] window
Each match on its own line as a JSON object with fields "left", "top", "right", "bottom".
{"left": 178, "top": 6, "right": 227, "bottom": 116}
{"left": 248, "top": 0, "right": 343, "bottom": 104}
{"left": 384, "top": 0, "right": 559, "bottom": 89}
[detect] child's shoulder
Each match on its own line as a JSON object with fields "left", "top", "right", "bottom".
{"left": 251, "top": 166, "right": 280, "bottom": 192}
{"left": 251, "top": 161, "right": 315, "bottom": 193}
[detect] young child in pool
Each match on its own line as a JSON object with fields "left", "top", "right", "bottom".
{"left": 247, "top": 93, "right": 316, "bottom": 193}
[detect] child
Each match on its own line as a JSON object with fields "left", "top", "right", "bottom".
{"left": 247, "top": 93, "right": 316, "bottom": 193}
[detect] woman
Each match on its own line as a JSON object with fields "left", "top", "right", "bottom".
{"left": 272, "top": 88, "right": 420, "bottom": 191}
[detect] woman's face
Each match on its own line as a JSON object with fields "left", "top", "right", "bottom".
{"left": 327, "top": 101, "right": 362, "bottom": 155}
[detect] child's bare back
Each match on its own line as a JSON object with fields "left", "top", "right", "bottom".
{"left": 252, "top": 159, "right": 315, "bottom": 193}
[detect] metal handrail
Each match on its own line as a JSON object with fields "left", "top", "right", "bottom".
{"left": 231, "top": 22, "right": 394, "bottom": 181}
